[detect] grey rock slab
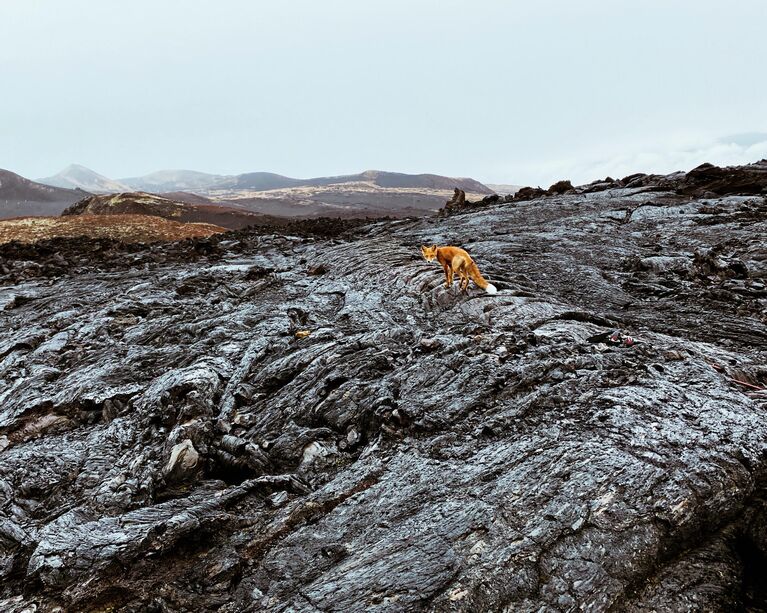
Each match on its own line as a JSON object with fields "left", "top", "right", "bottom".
{"left": 0, "top": 180, "right": 765, "bottom": 610}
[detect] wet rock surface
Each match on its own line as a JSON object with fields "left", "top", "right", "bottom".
{"left": 1, "top": 166, "right": 766, "bottom": 611}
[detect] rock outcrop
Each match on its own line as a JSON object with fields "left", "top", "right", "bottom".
{"left": 547, "top": 179, "right": 575, "bottom": 195}
{"left": 441, "top": 188, "right": 467, "bottom": 215}
{"left": 0, "top": 166, "right": 766, "bottom": 611}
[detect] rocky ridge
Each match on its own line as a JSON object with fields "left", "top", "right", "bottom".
{"left": 0, "top": 162, "right": 766, "bottom": 611}
{"left": 451, "top": 160, "right": 767, "bottom": 214}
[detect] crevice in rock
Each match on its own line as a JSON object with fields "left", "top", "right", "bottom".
{"left": 734, "top": 532, "right": 767, "bottom": 610}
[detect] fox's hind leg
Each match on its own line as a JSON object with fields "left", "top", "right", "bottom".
{"left": 459, "top": 268, "right": 470, "bottom": 292}
{"left": 453, "top": 259, "right": 470, "bottom": 292}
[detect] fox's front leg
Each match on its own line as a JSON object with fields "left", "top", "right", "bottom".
{"left": 443, "top": 264, "right": 453, "bottom": 288}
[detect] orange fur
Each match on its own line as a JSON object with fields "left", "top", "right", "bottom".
{"left": 420, "top": 245, "right": 497, "bottom": 294}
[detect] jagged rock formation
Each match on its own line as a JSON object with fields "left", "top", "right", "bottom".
{"left": 441, "top": 187, "right": 467, "bottom": 215}
{"left": 547, "top": 179, "right": 575, "bottom": 195}
{"left": 567, "top": 160, "right": 767, "bottom": 200}
{"left": 443, "top": 160, "right": 767, "bottom": 215}
{"left": 0, "top": 164, "right": 766, "bottom": 611}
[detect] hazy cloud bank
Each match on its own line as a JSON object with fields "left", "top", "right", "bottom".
{"left": 501, "top": 133, "right": 767, "bottom": 187}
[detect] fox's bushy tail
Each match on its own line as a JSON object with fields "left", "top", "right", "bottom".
{"left": 469, "top": 262, "right": 497, "bottom": 294}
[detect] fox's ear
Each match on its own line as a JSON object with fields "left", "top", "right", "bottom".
{"left": 431, "top": 244, "right": 437, "bottom": 250}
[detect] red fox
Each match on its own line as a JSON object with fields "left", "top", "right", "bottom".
{"left": 420, "top": 245, "right": 498, "bottom": 294}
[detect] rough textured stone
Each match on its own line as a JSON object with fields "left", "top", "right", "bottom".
{"left": 0, "top": 164, "right": 766, "bottom": 611}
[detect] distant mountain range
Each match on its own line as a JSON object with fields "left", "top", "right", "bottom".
{"left": 209, "top": 169, "right": 492, "bottom": 194}
{"left": 0, "top": 164, "right": 494, "bottom": 222}
{"left": 35, "top": 165, "right": 493, "bottom": 195}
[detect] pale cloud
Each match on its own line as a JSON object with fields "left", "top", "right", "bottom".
{"left": 503, "top": 134, "right": 767, "bottom": 188}
{"left": 1, "top": 1, "right": 766, "bottom": 181}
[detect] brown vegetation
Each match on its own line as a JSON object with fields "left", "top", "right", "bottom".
{"left": 0, "top": 214, "right": 225, "bottom": 244}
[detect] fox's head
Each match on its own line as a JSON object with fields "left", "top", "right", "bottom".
{"left": 420, "top": 245, "right": 438, "bottom": 262}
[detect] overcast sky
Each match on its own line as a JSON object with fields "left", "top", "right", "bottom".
{"left": 2, "top": 0, "right": 766, "bottom": 185}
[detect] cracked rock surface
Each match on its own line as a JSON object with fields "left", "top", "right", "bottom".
{"left": 1, "top": 169, "right": 766, "bottom": 611}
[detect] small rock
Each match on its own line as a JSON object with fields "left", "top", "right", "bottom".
{"left": 101, "top": 399, "right": 118, "bottom": 423}
{"left": 111, "top": 314, "right": 139, "bottom": 327}
{"left": 301, "top": 441, "right": 329, "bottom": 465}
{"left": 307, "top": 264, "right": 328, "bottom": 276}
{"left": 346, "top": 428, "right": 360, "bottom": 446}
{"left": 268, "top": 491, "right": 289, "bottom": 508}
{"left": 449, "top": 588, "right": 469, "bottom": 601}
{"left": 164, "top": 439, "right": 200, "bottom": 480}
{"left": 420, "top": 337, "right": 443, "bottom": 351}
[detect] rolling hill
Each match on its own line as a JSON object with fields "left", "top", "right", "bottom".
{"left": 62, "top": 192, "right": 275, "bottom": 230}
{"left": 0, "top": 169, "right": 87, "bottom": 218}
{"left": 119, "top": 170, "right": 228, "bottom": 192}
